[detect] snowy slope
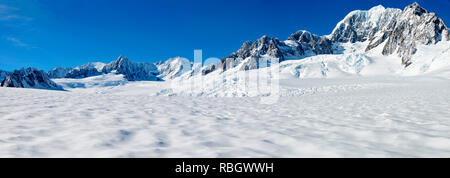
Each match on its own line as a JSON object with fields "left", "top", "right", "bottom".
{"left": 207, "top": 3, "right": 449, "bottom": 75}
{"left": 54, "top": 72, "right": 128, "bottom": 89}
{"left": 161, "top": 38, "right": 448, "bottom": 97}
{"left": 0, "top": 74, "right": 449, "bottom": 157}
{"left": 33, "top": 4, "right": 447, "bottom": 85}
{"left": 156, "top": 57, "right": 194, "bottom": 80}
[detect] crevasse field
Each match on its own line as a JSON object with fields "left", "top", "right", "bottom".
{"left": 1, "top": 41, "right": 450, "bottom": 158}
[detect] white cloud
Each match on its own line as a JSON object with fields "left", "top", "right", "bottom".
{"left": 6, "top": 37, "right": 30, "bottom": 47}
{"left": 0, "top": 4, "right": 31, "bottom": 21}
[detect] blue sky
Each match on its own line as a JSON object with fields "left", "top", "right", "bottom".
{"left": 0, "top": 0, "right": 449, "bottom": 71}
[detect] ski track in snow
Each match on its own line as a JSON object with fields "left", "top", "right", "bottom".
{"left": 0, "top": 76, "right": 449, "bottom": 158}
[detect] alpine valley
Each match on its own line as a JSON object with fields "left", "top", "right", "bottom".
{"left": 0, "top": 3, "right": 449, "bottom": 158}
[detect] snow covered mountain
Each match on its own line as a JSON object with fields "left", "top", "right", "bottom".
{"left": 212, "top": 32, "right": 334, "bottom": 73}
{"left": 65, "top": 62, "right": 105, "bottom": 79}
{"left": 207, "top": 3, "right": 449, "bottom": 74}
{"left": 333, "top": 3, "right": 450, "bottom": 66}
{"left": 102, "top": 55, "right": 160, "bottom": 81}
{"left": 48, "top": 56, "right": 161, "bottom": 82}
{"left": 47, "top": 67, "right": 73, "bottom": 79}
{"left": 156, "top": 57, "right": 195, "bottom": 80}
{"left": 4, "top": 2, "right": 447, "bottom": 90}
{"left": 1, "top": 68, "right": 61, "bottom": 89}
{"left": 330, "top": 5, "right": 402, "bottom": 43}
{"left": 380, "top": 3, "right": 449, "bottom": 66}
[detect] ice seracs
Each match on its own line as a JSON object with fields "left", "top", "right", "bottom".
{"left": 1, "top": 68, "right": 61, "bottom": 89}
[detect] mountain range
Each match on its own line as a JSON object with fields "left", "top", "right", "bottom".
{"left": 0, "top": 2, "right": 449, "bottom": 89}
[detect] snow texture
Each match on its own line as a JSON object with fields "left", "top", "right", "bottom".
{"left": 0, "top": 73, "right": 449, "bottom": 157}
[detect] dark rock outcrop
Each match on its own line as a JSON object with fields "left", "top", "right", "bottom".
{"left": 102, "top": 55, "right": 160, "bottom": 81}
{"left": 1, "top": 68, "right": 61, "bottom": 89}
{"left": 0, "top": 70, "right": 10, "bottom": 82}
{"left": 47, "top": 67, "right": 73, "bottom": 79}
{"left": 380, "top": 3, "right": 449, "bottom": 66}
{"left": 214, "top": 32, "right": 334, "bottom": 73}
{"left": 65, "top": 63, "right": 105, "bottom": 79}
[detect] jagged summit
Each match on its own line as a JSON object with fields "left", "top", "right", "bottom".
{"left": 212, "top": 30, "right": 334, "bottom": 73}
{"left": 288, "top": 30, "right": 318, "bottom": 42}
{"left": 13, "top": 2, "right": 448, "bottom": 83}
{"left": 406, "top": 2, "right": 428, "bottom": 16}
{"left": 65, "top": 62, "right": 105, "bottom": 79}
{"left": 56, "top": 55, "right": 161, "bottom": 81}
{"left": 330, "top": 4, "right": 401, "bottom": 43}
{"left": 47, "top": 67, "right": 73, "bottom": 79}
{"left": 102, "top": 55, "right": 160, "bottom": 81}
{"left": 381, "top": 2, "right": 449, "bottom": 65}
{"left": 207, "top": 2, "right": 449, "bottom": 73}
{"left": 1, "top": 68, "right": 61, "bottom": 90}
{"left": 156, "top": 57, "right": 194, "bottom": 80}
{"left": 116, "top": 55, "right": 131, "bottom": 64}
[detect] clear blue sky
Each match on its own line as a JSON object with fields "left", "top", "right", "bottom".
{"left": 0, "top": 0, "right": 449, "bottom": 71}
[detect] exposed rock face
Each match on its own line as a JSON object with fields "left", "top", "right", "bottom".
{"left": 65, "top": 62, "right": 105, "bottom": 79}
{"left": 216, "top": 36, "right": 283, "bottom": 72}
{"left": 201, "top": 64, "right": 216, "bottom": 75}
{"left": 47, "top": 67, "right": 73, "bottom": 79}
{"left": 214, "top": 32, "right": 334, "bottom": 72}
{"left": 287, "top": 30, "right": 334, "bottom": 55}
{"left": 330, "top": 5, "right": 402, "bottom": 43}
{"left": 13, "top": 2, "right": 446, "bottom": 81}
{"left": 380, "top": 3, "right": 449, "bottom": 66}
{"left": 1, "top": 68, "right": 61, "bottom": 89}
{"left": 209, "top": 2, "right": 449, "bottom": 73}
{"left": 331, "top": 3, "right": 449, "bottom": 66}
{"left": 102, "top": 55, "right": 160, "bottom": 81}
{"left": 0, "top": 70, "right": 10, "bottom": 82}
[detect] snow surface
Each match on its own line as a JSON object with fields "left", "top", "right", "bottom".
{"left": 0, "top": 70, "right": 449, "bottom": 157}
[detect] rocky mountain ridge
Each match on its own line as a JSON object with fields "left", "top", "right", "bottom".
{"left": 209, "top": 2, "right": 449, "bottom": 74}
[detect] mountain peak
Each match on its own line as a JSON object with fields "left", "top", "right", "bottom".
{"left": 103, "top": 56, "right": 159, "bottom": 81}
{"left": 117, "top": 55, "right": 130, "bottom": 63}
{"left": 404, "top": 2, "right": 428, "bottom": 16}
{"left": 369, "top": 5, "right": 385, "bottom": 12}
{"left": 1, "top": 67, "right": 61, "bottom": 89}
{"left": 409, "top": 2, "right": 421, "bottom": 8}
